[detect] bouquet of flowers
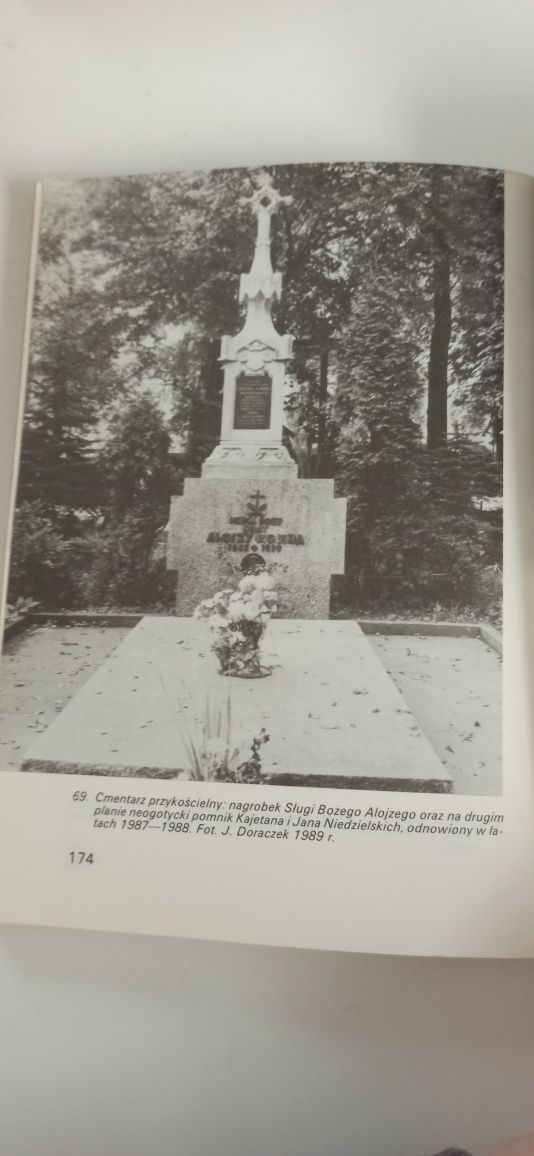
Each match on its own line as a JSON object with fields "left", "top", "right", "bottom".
{"left": 194, "top": 572, "right": 277, "bottom": 677}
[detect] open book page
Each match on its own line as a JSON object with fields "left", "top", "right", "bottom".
{"left": 0, "top": 162, "right": 531, "bottom": 956}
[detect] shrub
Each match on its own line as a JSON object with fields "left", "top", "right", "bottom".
{"left": 7, "top": 501, "right": 77, "bottom": 607}
{"left": 73, "top": 515, "right": 174, "bottom": 611}
{"left": 340, "top": 436, "right": 501, "bottom": 617}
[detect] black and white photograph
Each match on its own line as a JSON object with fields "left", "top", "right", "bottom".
{"left": 0, "top": 161, "right": 503, "bottom": 795}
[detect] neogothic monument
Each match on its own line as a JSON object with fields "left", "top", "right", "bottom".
{"left": 167, "top": 172, "right": 347, "bottom": 617}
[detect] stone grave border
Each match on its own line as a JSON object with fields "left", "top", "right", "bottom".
{"left": 359, "top": 618, "right": 502, "bottom": 655}
{"left": 7, "top": 611, "right": 502, "bottom": 656}
{"left": 2, "top": 609, "right": 41, "bottom": 642}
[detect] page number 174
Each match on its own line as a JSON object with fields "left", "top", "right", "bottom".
{"left": 68, "top": 851, "right": 94, "bottom": 865}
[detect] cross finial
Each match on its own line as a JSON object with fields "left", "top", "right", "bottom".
{"left": 238, "top": 171, "right": 291, "bottom": 305}
{"left": 240, "top": 171, "right": 293, "bottom": 220}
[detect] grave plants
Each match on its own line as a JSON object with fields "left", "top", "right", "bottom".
{"left": 194, "top": 573, "right": 277, "bottom": 678}
{"left": 4, "top": 596, "right": 39, "bottom": 632}
{"left": 179, "top": 690, "right": 269, "bottom": 784}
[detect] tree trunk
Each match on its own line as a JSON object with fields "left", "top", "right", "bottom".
{"left": 314, "top": 345, "right": 329, "bottom": 476}
{"left": 427, "top": 173, "right": 452, "bottom": 448}
{"left": 188, "top": 338, "right": 223, "bottom": 472}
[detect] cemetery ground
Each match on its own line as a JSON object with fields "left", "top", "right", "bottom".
{"left": 0, "top": 621, "right": 501, "bottom": 795}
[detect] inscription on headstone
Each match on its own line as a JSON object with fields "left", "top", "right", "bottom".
{"left": 205, "top": 489, "right": 305, "bottom": 552}
{"left": 234, "top": 373, "right": 272, "bottom": 430}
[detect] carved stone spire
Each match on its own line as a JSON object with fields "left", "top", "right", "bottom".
{"left": 202, "top": 170, "right": 296, "bottom": 479}
{"left": 239, "top": 171, "right": 292, "bottom": 306}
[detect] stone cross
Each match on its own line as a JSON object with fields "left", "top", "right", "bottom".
{"left": 238, "top": 172, "right": 293, "bottom": 307}
{"left": 240, "top": 171, "right": 293, "bottom": 251}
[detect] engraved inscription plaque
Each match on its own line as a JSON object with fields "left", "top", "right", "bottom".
{"left": 234, "top": 373, "right": 272, "bottom": 430}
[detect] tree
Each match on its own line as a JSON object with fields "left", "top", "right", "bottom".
{"left": 73, "top": 394, "right": 176, "bottom": 608}
{"left": 425, "top": 166, "right": 504, "bottom": 448}
{"left": 18, "top": 182, "right": 124, "bottom": 513}
{"left": 7, "top": 500, "right": 77, "bottom": 606}
{"left": 9, "top": 162, "right": 503, "bottom": 616}
{"left": 426, "top": 167, "right": 452, "bottom": 447}
{"left": 102, "top": 393, "right": 172, "bottom": 515}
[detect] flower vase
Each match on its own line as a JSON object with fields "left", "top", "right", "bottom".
{"left": 217, "top": 620, "right": 272, "bottom": 679}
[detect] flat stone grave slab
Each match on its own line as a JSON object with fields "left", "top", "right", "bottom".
{"left": 21, "top": 617, "right": 452, "bottom": 792}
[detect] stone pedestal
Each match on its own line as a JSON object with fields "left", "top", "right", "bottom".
{"left": 167, "top": 478, "right": 346, "bottom": 618}
{"left": 201, "top": 442, "right": 297, "bottom": 479}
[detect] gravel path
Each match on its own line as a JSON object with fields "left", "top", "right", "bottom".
{"left": 0, "top": 625, "right": 130, "bottom": 771}
{"left": 369, "top": 634, "right": 502, "bottom": 795}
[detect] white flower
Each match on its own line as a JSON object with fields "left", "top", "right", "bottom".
{"left": 194, "top": 605, "right": 211, "bottom": 620}
{"left": 227, "top": 598, "right": 246, "bottom": 616}
{"left": 214, "top": 589, "right": 233, "bottom": 604}
{"left": 241, "top": 605, "right": 262, "bottom": 621}
{"left": 239, "top": 577, "right": 257, "bottom": 594}
{"left": 194, "top": 595, "right": 221, "bottom": 618}
{"left": 227, "top": 730, "right": 253, "bottom": 768}
{"left": 208, "top": 614, "right": 227, "bottom": 632}
{"left": 253, "top": 572, "right": 274, "bottom": 591}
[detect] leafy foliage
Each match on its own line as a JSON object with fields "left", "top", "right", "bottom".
{"left": 73, "top": 394, "right": 177, "bottom": 609}
{"left": 9, "top": 163, "right": 503, "bottom": 620}
{"left": 7, "top": 501, "right": 78, "bottom": 607}
{"left": 341, "top": 433, "right": 502, "bottom": 616}
{"left": 4, "top": 596, "right": 39, "bottom": 630}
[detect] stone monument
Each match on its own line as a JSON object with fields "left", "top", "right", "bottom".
{"left": 167, "top": 172, "right": 347, "bottom": 618}
{"left": 18, "top": 173, "right": 452, "bottom": 793}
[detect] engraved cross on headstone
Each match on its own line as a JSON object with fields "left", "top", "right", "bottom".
{"left": 248, "top": 490, "right": 268, "bottom": 523}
